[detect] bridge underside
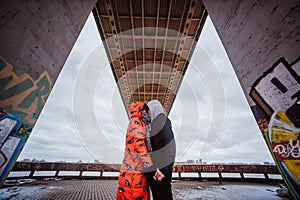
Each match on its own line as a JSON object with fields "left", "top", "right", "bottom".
{"left": 0, "top": 0, "right": 299, "bottom": 193}
{"left": 93, "top": 0, "right": 207, "bottom": 114}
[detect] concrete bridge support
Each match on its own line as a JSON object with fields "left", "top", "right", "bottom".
{"left": 0, "top": 0, "right": 97, "bottom": 186}
{"left": 202, "top": 0, "right": 300, "bottom": 120}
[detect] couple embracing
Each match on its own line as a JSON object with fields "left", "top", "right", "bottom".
{"left": 116, "top": 100, "right": 176, "bottom": 200}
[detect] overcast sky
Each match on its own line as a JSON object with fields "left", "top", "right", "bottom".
{"left": 19, "top": 13, "right": 274, "bottom": 164}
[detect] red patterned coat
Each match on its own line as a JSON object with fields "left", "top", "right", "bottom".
{"left": 116, "top": 102, "right": 153, "bottom": 200}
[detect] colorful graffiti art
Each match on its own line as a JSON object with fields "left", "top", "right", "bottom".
{"left": 0, "top": 57, "right": 52, "bottom": 187}
{"left": 0, "top": 57, "right": 52, "bottom": 130}
{"left": 267, "top": 111, "right": 300, "bottom": 200}
{"left": 250, "top": 57, "right": 300, "bottom": 199}
{"left": 0, "top": 110, "right": 29, "bottom": 187}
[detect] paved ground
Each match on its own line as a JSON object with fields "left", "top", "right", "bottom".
{"left": 0, "top": 179, "right": 292, "bottom": 200}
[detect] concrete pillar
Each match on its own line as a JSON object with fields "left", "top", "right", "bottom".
{"left": 202, "top": 0, "right": 300, "bottom": 107}
{"left": 0, "top": 0, "right": 97, "bottom": 187}
{"left": 0, "top": 0, "right": 97, "bottom": 128}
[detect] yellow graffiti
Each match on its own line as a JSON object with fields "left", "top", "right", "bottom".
{"left": 0, "top": 57, "right": 52, "bottom": 126}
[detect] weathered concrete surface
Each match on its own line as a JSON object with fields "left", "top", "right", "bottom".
{"left": 200, "top": 5, "right": 300, "bottom": 198}
{"left": 0, "top": 0, "right": 97, "bottom": 127}
{"left": 0, "top": 179, "right": 289, "bottom": 200}
{"left": 0, "top": 0, "right": 97, "bottom": 83}
{"left": 0, "top": 0, "right": 97, "bottom": 189}
{"left": 202, "top": 0, "right": 300, "bottom": 106}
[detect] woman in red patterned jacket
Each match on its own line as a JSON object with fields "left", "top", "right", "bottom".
{"left": 116, "top": 102, "right": 153, "bottom": 200}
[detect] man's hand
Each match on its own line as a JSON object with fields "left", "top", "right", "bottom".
{"left": 153, "top": 168, "right": 165, "bottom": 181}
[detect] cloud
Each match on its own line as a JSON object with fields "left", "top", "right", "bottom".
{"left": 19, "top": 14, "right": 275, "bottom": 165}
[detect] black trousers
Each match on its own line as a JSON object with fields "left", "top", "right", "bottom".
{"left": 146, "top": 163, "right": 173, "bottom": 200}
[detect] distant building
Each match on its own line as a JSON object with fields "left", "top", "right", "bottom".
{"left": 196, "top": 159, "right": 206, "bottom": 164}
{"left": 187, "top": 160, "right": 195, "bottom": 163}
{"left": 263, "top": 162, "right": 275, "bottom": 165}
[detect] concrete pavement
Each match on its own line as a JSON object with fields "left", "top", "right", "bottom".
{"left": 0, "top": 179, "right": 291, "bottom": 200}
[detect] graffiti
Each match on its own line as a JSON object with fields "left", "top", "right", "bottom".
{"left": 0, "top": 57, "right": 52, "bottom": 128}
{"left": 0, "top": 110, "right": 29, "bottom": 186}
{"left": 250, "top": 57, "right": 300, "bottom": 118}
{"left": 172, "top": 165, "right": 219, "bottom": 172}
{"left": 266, "top": 110, "right": 300, "bottom": 199}
{"left": 250, "top": 57, "right": 300, "bottom": 199}
{"left": 250, "top": 57, "right": 300, "bottom": 132}
{"left": 217, "top": 165, "right": 224, "bottom": 172}
{"left": 15, "top": 162, "right": 31, "bottom": 170}
{"left": 199, "top": 165, "right": 218, "bottom": 172}
{"left": 0, "top": 118, "right": 17, "bottom": 144}
{"left": 86, "top": 164, "right": 103, "bottom": 171}
{"left": 272, "top": 139, "right": 300, "bottom": 161}
{"left": 0, "top": 57, "right": 52, "bottom": 187}
{"left": 257, "top": 118, "right": 268, "bottom": 132}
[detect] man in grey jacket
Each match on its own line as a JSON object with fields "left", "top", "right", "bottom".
{"left": 146, "top": 100, "right": 176, "bottom": 200}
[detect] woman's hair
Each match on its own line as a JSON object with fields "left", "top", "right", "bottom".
{"left": 143, "top": 103, "right": 150, "bottom": 111}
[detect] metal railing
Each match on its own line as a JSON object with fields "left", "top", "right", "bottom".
{"left": 7, "top": 162, "right": 282, "bottom": 183}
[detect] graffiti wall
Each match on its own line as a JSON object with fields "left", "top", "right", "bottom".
{"left": 0, "top": 57, "right": 52, "bottom": 130}
{"left": 0, "top": 110, "right": 29, "bottom": 186}
{"left": 250, "top": 57, "right": 300, "bottom": 199}
{"left": 250, "top": 57, "right": 300, "bottom": 126}
{"left": 0, "top": 57, "right": 52, "bottom": 186}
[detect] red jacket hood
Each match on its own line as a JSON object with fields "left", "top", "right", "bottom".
{"left": 129, "top": 102, "right": 145, "bottom": 119}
